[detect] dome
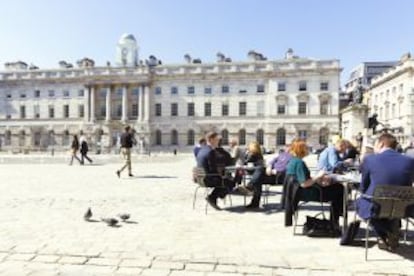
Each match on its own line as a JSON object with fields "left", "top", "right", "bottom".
{"left": 119, "top": 33, "right": 136, "bottom": 43}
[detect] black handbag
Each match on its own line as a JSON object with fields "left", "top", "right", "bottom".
{"left": 303, "top": 216, "right": 341, "bottom": 238}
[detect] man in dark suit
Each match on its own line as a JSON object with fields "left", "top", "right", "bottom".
{"left": 196, "top": 131, "right": 235, "bottom": 210}
{"left": 357, "top": 133, "right": 414, "bottom": 250}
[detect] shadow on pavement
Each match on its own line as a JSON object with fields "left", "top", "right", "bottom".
{"left": 129, "top": 175, "right": 178, "bottom": 179}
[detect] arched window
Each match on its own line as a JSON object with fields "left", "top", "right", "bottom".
{"left": 276, "top": 128, "right": 286, "bottom": 146}
{"left": 187, "top": 129, "right": 195, "bottom": 145}
{"left": 171, "top": 129, "right": 178, "bottom": 145}
{"left": 4, "top": 130, "right": 11, "bottom": 146}
{"left": 155, "top": 129, "right": 162, "bottom": 145}
{"left": 256, "top": 129, "right": 264, "bottom": 145}
{"left": 238, "top": 129, "right": 246, "bottom": 145}
{"left": 221, "top": 129, "right": 229, "bottom": 145}
{"left": 19, "top": 130, "right": 25, "bottom": 147}
{"left": 319, "top": 128, "right": 329, "bottom": 146}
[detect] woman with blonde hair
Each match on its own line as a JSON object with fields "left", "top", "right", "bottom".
{"left": 243, "top": 141, "right": 265, "bottom": 208}
{"left": 285, "top": 139, "right": 344, "bottom": 225}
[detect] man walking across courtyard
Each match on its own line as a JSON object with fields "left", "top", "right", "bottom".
{"left": 116, "top": 126, "right": 136, "bottom": 178}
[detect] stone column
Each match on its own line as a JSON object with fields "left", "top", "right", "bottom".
{"left": 90, "top": 86, "right": 96, "bottom": 122}
{"left": 121, "top": 85, "right": 128, "bottom": 122}
{"left": 137, "top": 85, "right": 143, "bottom": 122}
{"left": 84, "top": 86, "right": 90, "bottom": 122}
{"left": 105, "top": 86, "right": 112, "bottom": 122}
{"left": 143, "top": 85, "right": 149, "bottom": 121}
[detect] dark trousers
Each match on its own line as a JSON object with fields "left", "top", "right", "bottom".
{"left": 248, "top": 167, "right": 265, "bottom": 205}
{"left": 371, "top": 218, "right": 400, "bottom": 241}
{"left": 263, "top": 171, "right": 285, "bottom": 185}
{"left": 81, "top": 152, "right": 92, "bottom": 164}
{"left": 316, "top": 184, "right": 344, "bottom": 223}
{"left": 205, "top": 176, "right": 235, "bottom": 200}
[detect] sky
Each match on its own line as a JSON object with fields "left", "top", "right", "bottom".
{"left": 1, "top": 0, "right": 413, "bottom": 84}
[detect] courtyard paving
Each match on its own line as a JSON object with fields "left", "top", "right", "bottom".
{"left": 0, "top": 153, "right": 413, "bottom": 275}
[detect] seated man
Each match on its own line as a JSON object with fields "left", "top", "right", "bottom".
{"left": 264, "top": 145, "right": 292, "bottom": 185}
{"left": 317, "top": 139, "right": 352, "bottom": 173}
{"left": 196, "top": 131, "right": 235, "bottom": 210}
{"left": 356, "top": 133, "right": 414, "bottom": 251}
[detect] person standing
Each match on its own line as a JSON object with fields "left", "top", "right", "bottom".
{"left": 79, "top": 134, "right": 93, "bottom": 165}
{"left": 116, "top": 126, "right": 136, "bottom": 178}
{"left": 69, "top": 135, "right": 82, "bottom": 165}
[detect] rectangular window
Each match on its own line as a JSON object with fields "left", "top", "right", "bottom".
{"left": 277, "top": 105, "right": 285, "bottom": 114}
{"left": 34, "top": 90, "right": 41, "bottom": 97}
{"left": 222, "top": 104, "right": 229, "bottom": 116}
{"left": 117, "top": 104, "right": 122, "bottom": 117}
{"left": 257, "top": 85, "right": 265, "bottom": 93}
{"left": 78, "top": 89, "right": 84, "bottom": 97}
{"left": 34, "top": 105, "right": 40, "bottom": 118}
{"left": 171, "top": 86, "right": 178, "bottom": 95}
{"left": 187, "top": 103, "right": 195, "bottom": 116}
{"left": 187, "top": 86, "right": 195, "bottom": 94}
{"left": 204, "top": 87, "right": 212, "bottom": 94}
{"left": 222, "top": 85, "right": 229, "bottom": 93}
{"left": 99, "top": 89, "right": 106, "bottom": 98}
{"left": 20, "top": 106, "right": 26, "bottom": 119}
{"left": 298, "top": 102, "right": 307, "bottom": 114}
{"left": 78, "top": 104, "right": 84, "bottom": 118}
{"left": 48, "top": 105, "right": 55, "bottom": 118}
{"left": 48, "top": 90, "right": 55, "bottom": 97}
{"left": 63, "top": 90, "right": 70, "bottom": 97}
{"left": 204, "top": 102, "right": 211, "bottom": 116}
{"left": 278, "top": 82, "right": 286, "bottom": 92}
{"left": 100, "top": 105, "right": 106, "bottom": 117}
{"left": 132, "top": 104, "right": 138, "bottom": 117}
{"left": 155, "top": 103, "right": 162, "bottom": 116}
{"left": 171, "top": 103, "right": 178, "bottom": 116}
{"left": 391, "top": 103, "right": 396, "bottom": 118}
{"left": 155, "top": 87, "right": 162, "bottom": 95}
{"left": 257, "top": 101, "right": 265, "bottom": 116}
{"left": 298, "top": 130, "right": 307, "bottom": 139}
{"left": 320, "top": 82, "right": 329, "bottom": 91}
{"left": 6, "top": 94, "right": 11, "bottom": 99}
{"left": 239, "top": 90, "right": 247, "bottom": 94}
{"left": 320, "top": 101, "right": 328, "bottom": 115}
{"left": 298, "top": 81, "right": 307, "bottom": 91}
{"left": 20, "top": 92, "right": 26, "bottom": 98}
{"left": 63, "top": 105, "right": 69, "bottom": 118}
{"left": 239, "top": 102, "right": 247, "bottom": 116}
{"left": 132, "top": 88, "right": 139, "bottom": 96}
{"left": 116, "top": 88, "right": 123, "bottom": 97}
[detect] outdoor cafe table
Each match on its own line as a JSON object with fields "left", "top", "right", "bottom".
{"left": 329, "top": 172, "right": 361, "bottom": 233}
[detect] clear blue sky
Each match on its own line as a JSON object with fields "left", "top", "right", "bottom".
{"left": 1, "top": 0, "right": 413, "bottom": 84}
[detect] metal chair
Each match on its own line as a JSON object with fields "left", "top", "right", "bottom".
{"left": 361, "top": 185, "right": 414, "bottom": 260}
{"left": 192, "top": 167, "right": 231, "bottom": 214}
{"left": 262, "top": 172, "right": 284, "bottom": 205}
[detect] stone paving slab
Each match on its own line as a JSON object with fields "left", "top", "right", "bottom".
{"left": 0, "top": 155, "right": 413, "bottom": 275}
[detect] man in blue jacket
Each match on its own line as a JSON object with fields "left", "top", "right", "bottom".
{"left": 357, "top": 133, "right": 414, "bottom": 250}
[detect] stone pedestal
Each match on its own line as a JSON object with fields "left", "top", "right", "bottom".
{"left": 341, "top": 104, "right": 369, "bottom": 141}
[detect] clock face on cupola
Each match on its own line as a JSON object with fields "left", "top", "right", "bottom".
{"left": 116, "top": 34, "right": 139, "bottom": 67}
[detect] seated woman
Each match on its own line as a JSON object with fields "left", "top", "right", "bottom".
{"left": 285, "top": 139, "right": 344, "bottom": 226}
{"left": 264, "top": 144, "right": 292, "bottom": 185}
{"left": 243, "top": 141, "right": 265, "bottom": 209}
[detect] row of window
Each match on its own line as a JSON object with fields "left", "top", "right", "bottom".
{"left": 153, "top": 128, "right": 330, "bottom": 146}
{"left": 154, "top": 82, "right": 329, "bottom": 95}
{"left": 6, "top": 89, "right": 85, "bottom": 99}
{"left": 11, "top": 105, "right": 85, "bottom": 119}
{"left": 154, "top": 101, "right": 330, "bottom": 116}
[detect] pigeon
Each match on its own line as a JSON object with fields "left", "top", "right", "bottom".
{"left": 117, "top": 213, "right": 131, "bottom": 222}
{"left": 101, "top": 217, "right": 119, "bottom": 227}
{"left": 83, "top": 207, "right": 93, "bottom": 221}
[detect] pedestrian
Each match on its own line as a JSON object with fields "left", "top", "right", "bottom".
{"left": 116, "top": 126, "right": 136, "bottom": 178}
{"left": 79, "top": 135, "right": 93, "bottom": 165}
{"left": 69, "top": 134, "right": 82, "bottom": 165}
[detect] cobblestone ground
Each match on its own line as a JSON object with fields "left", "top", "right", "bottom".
{"left": 0, "top": 154, "right": 413, "bottom": 275}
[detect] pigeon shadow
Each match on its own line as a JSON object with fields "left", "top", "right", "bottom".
{"left": 224, "top": 205, "right": 264, "bottom": 213}
{"left": 85, "top": 219, "right": 100, "bottom": 223}
{"left": 107, "top": 224, "right": 122, "bottom": 228}
{"left": 123, "top": 220, "right": 138, "bottom": 224}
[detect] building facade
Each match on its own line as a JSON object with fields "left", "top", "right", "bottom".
{"left": 367, "top": 53, "right": 414, "bottom": 146}
{"left": 0, "top": 34, "right": 341, "bottom": 153}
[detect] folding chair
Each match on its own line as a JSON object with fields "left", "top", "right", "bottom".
{"left": 360, "top": 185, "right": 414, "bottom": 260}
{"left": 192, "top": 167, "right": 231, "bottom": 214}
{"left": 262, "top": 172, "right": 284, "bottom": 205}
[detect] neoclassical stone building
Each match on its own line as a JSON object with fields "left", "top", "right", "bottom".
{"left": 0, "top": 34, "right": 341, "bottom": 153}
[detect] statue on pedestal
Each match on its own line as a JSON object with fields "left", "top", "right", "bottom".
{"left": 350, "top": 85, "right": 364, "bottom": 105}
